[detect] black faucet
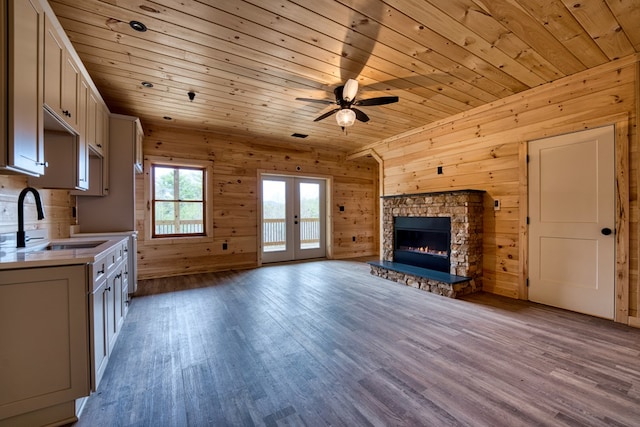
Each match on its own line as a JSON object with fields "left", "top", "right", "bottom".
{"left": 17, "top": 187, "right": 45, "bottom": 248}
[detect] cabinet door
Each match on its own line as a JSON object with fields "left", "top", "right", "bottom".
{"left": 61, "top": 51, "right": 80, "bottom": 130}
{"left": 76, "top": 77, "right": 89, "bottom": 190}
{"left": 0, "top": 265, "right": 89, "bottom": 419}
{"left": 98, "top": 103, "right": 110, "bottom": 194}
{"left": 134, "top": 119, "right": 143, "bottom": 173}
{"left": 107, "top": 263, "right": 124, "bottom": 353}
{"left": 91, "top": 277, "right": 109, "bottom": 392}
{"left": 122, "top": 260, "right": 130, "bottom": 317}
{"left": 43, "top": 14, "right": 63, "bottom": 118}
{"left": 113, "top": 264, "right": 125, "bottom": 337}
{"left": 106, "top": 269, "right": 118, "bottom": 354}
{"left": 43, "top": 13, "right": 79, "bottom": 132}
{"left": 86, "top": 91, "right": 99, "bottom": 154}
{"left": 5, "top": 0, "right": 45, "bottom": 176}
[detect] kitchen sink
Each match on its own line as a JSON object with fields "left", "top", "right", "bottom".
{"left": 43, "top": 241, "right": 107, "bottom": 250}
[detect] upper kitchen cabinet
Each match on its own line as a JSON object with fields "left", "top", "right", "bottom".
{"left": 43, "top": 12, "right": 80, "bottom": 132}
{"left": 77, "top": 114, "right": 142, "bottom": 232}
{"left": 1, "top": 0, "right": 46, "bottom": 176}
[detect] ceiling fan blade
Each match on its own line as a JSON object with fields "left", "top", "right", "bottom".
{"left": 313, "top": 108, "right": 340, "bottom": 122}
{"left": 296, "top": 97, "right": 335, "bottom": 105}
{"left": 351, "top": 108, "right": 370, "bottom": 123}
{"left": 343, "top": 79, "right": 359, "bottom": 102}
{"left": 354, "top": 96, "right": 399, "bottom": 106}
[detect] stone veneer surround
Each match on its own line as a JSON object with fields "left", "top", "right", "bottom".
{"left": 372, "top": 190, "right": 484, "bottom": 297}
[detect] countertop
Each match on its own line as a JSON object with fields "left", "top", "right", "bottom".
{"left": 0, "top": 236, "right": 129, "bottom": 270}
{"left": 71, "top": 230, "right": 137, "bottom": 238}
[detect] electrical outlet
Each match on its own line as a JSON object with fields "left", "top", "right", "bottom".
{"left": 339, "top": 205, "right": 345, "bottom": 212}
{"left": 222, "top": 242, "right": 228, "bottom": 250}
{"left": 352, "top": 236, "right": 356, "bottom": 242}
{"left": 494, "top": 199, "right": 501, "bottom": 211}
{"left": 437, "top": 166, "right": 443, "bottom": 174}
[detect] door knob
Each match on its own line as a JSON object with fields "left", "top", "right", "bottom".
{"left": 601, "top": 227, "right": 612, "bottom": 236}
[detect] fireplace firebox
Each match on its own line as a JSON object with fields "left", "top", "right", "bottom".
{"left": 394, "top": 216, "right": 451, "bottom": 272}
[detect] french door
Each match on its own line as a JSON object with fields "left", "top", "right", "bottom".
{"left": 261, "top": 175, "right": 326, "bottom": 263}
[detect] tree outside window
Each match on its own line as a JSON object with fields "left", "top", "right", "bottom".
{"left": 152, "top": 165, "right": 205, "bottom": 237}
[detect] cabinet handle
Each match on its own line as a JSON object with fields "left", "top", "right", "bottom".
{"left": 105, "top": 286, "right": 111, "bottom": 292}
{"left": 96, "top": 144, "right": 102, "bottom": 148}
{"left": 36, "top": 161, "right": 49, "bottom": 167}
{"left": 115, "top": 273, "right": 122, "bottom": 279}
{"left": 97, "top": 265, "right": 105, "bottom": 275}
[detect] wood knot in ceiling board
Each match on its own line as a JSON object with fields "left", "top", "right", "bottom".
{"left": 351, "top": 18, "right": 370, "bottom": 29}
{"left": 139, "top": 5, "right": 160, "bottom": 13}
{"left": 106, "top": 17, "right": 120, "bottom": 30}
{"left": 468, "top": 7, "right": 491, "bottom": 18}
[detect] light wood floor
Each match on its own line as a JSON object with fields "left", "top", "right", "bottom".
{"left": 73, "top": 260, "right": 640, "bottom": 426}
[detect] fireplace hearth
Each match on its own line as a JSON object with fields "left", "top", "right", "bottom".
{"left": 370, "top": 190, "right": 484, "bottom": 298}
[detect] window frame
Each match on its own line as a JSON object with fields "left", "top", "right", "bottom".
{"left": 144, "top": 156, "right": 213, "bottom": 244}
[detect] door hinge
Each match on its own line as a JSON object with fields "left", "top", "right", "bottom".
{"left": 526, "top": 278, "right": 529, "bottom": 287}
{"left": 526, "top": 216, "right": 530, "bottom": 225}
{"left": 526, "top": 154, "right": 530, "bottom": 163}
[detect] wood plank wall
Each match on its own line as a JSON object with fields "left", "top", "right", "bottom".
{"left": 0, "top": 175, "right": 74, "bottom": 239}
{"left": 365, "top": 55, "right": 639, "bottom": 318}
{"left": 136, "top": 127, "right": 379, "bottom": 279}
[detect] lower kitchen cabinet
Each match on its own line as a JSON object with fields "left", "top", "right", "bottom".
{"left": 0, "top": 265, "right": 89, "bottom": 426}
{"left": 90, "top": 237, "right": 128, "bottom": 391}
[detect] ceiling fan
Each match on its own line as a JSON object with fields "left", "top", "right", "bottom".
{"left": 296, "top": 79, "right": 398, "bottom": 128}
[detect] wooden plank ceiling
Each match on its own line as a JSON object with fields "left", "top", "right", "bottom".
{"left": 48, "top": 0, "right": 640, "bottom": 153}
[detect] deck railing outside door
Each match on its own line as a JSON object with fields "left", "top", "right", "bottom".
{"left": 263, "top": 218, "right": 320, "bottom": 251}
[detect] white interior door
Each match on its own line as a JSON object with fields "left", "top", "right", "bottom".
{"left": 261, "top": 175, "right": 326, "bottom": 263}
{"left": 528, "top": 126, "right": 615, "bottom": 319}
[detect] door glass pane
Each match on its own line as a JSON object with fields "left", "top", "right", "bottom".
{"left": 299, "top": 182, "right": 320, "bottom": 249}
{"left": 262, "top": 180, "right": 287, "bottom": 252}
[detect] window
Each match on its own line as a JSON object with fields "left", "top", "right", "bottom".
{"left": 149, "top": 160, "right": 209, "bottom": 238}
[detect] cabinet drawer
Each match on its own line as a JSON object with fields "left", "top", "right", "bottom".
{"left": 114, "top": 241, "right": 126, "bottom": 263}
{"left": 92, "top": 257, "right": 107, "bottom": 285}
{"left": 93, "top": 249, "right": 115, "bottom": 285}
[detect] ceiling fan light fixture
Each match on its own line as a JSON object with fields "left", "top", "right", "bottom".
{"left": 343, "top": 79, "right": 358, "bottom": 102}
{"left": 336, "top": 109, "right": 356, "bottom": 127}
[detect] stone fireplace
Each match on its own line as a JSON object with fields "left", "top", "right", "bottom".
{"left": 370, "top": 190, "right": 484, "bottom": 297}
